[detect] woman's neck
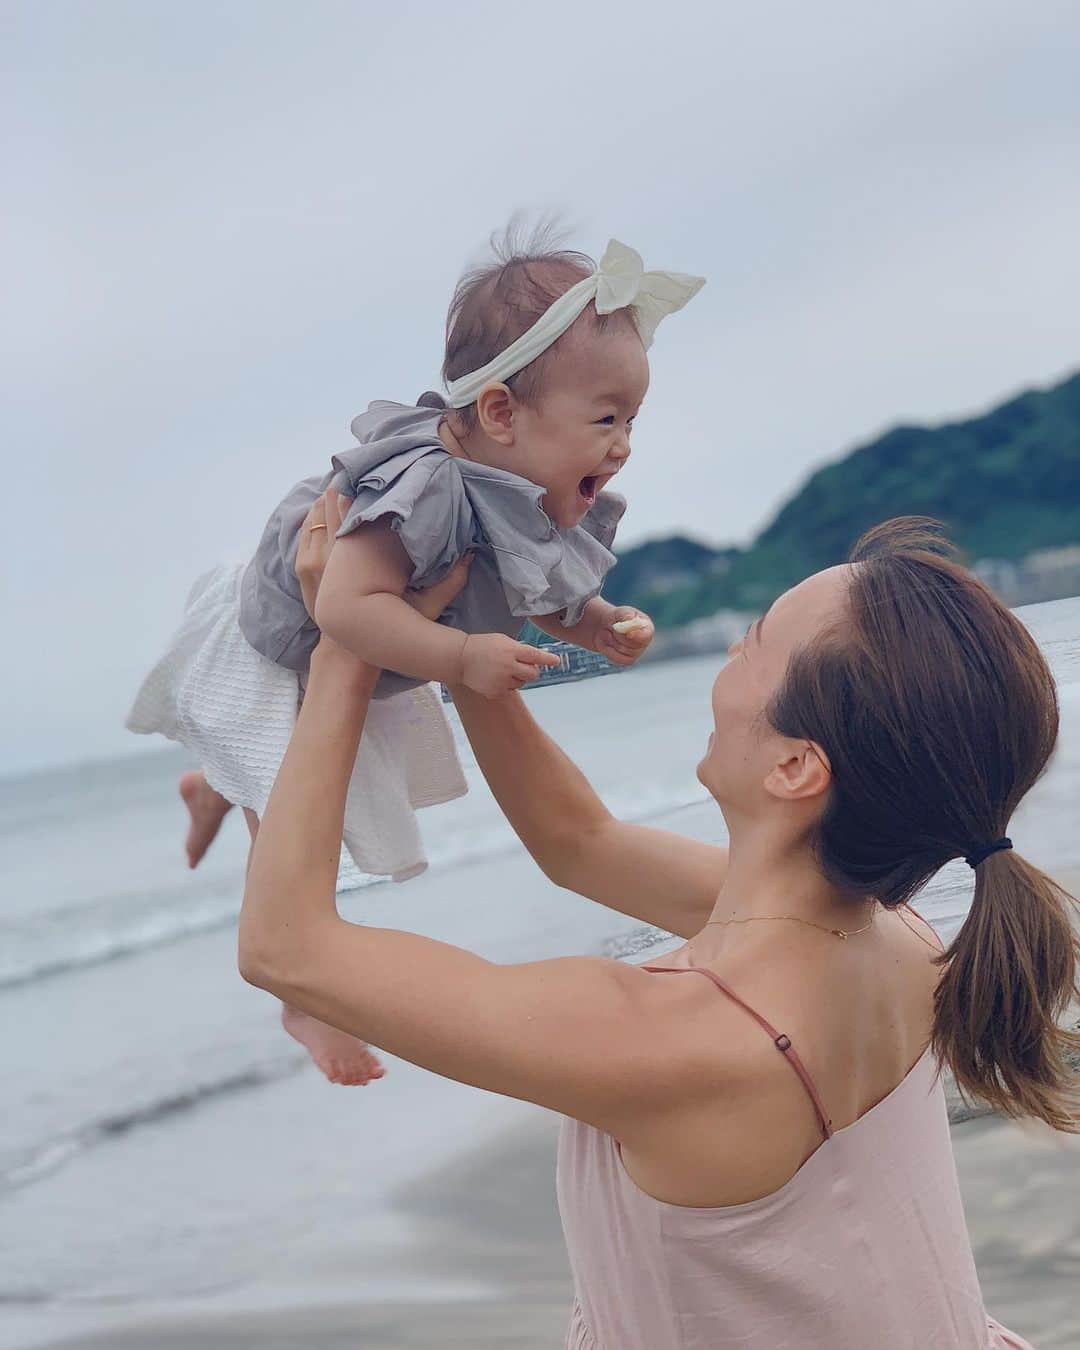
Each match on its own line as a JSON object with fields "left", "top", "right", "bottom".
{"left": 698, "top": 823, "right": 874, "bottom": 950}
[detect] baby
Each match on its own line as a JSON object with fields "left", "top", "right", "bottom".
{"left": 128, "top": 232, "right": 704, "bottom": 1086}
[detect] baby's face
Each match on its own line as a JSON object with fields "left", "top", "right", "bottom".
{"left": 513, "top": 323, "right": 650, "bottom": 528}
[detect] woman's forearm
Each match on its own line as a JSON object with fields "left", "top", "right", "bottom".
{"left": 449, "top": 684, "right": 611, "bottom": 879}
{"left": 233, "top": 639, "right": 663, "bottom": 1129}
{"left": 450, "top": 684, "right": 728, "bottom": 938}
{"left": 238, "top": 643, "right": 378, "bottom": 979}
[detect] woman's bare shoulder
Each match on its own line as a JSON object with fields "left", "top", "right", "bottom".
{"left": 897, "top": 902, "right": 946, "bottom": 954}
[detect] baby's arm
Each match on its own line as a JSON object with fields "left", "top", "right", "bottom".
{"left": 532, "top": 598, "right": 654, "bottom": 667}
{"left": 315, "top": 521, "right": 463, "bottom": 681}
{"left": 314, "top": 521, "right": 558, "bottom": 696}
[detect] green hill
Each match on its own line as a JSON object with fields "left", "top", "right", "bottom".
{"left": 608, "top": 369, "right": 1080, "bottom": 623}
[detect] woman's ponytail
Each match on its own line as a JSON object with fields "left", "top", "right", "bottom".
{"left": 767, "top": 518, "right": 1079, "bottom": 1131}
{"left": 932, "top": 849, "right": 1079, "bottom": 1130}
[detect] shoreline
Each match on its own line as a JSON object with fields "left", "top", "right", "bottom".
{"left": 21, "top": 856, "right": 1080, "bottom": 1350}
{"left": 36, "top": 1108, "right": 1080, "bottom": 1350}
{"left": 6, "top": 737, "right": 1077, "bottom": 1350}
{"left": 7, "top": 827, "right": 1077, "bottom": 1350}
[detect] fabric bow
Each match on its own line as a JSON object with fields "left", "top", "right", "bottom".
{"left": 445, "top": 238, "right": 705, "bottom": 407}
{"left": 593, "top": 239, "right": 705, "bottom": 348}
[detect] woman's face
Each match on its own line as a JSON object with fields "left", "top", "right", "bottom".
{"left": 697, "top": 565, "right": 851, "bottom": 810}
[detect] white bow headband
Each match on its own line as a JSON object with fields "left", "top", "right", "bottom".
{"left": 445, "top": 239, "right": 706, "bottom": 409}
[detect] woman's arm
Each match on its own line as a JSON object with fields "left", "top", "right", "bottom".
{"left": 450, "top": 683, "right": 727, "bottom": 939}
{"left": 298, "top": 491, "right": 722, "bottom": 940}
{"left": 237, "top": 637, "right": 681, "bottom": 1131}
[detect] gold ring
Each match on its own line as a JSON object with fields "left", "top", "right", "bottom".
{"left": 308, "top": 523, "right": 328, "bottom": 533}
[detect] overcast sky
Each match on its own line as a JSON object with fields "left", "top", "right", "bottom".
{"left": 4, "top": 0, "right": 1080, "bottom": 772}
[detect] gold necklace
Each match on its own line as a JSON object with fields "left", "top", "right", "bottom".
{"left": 704, "top": 905, "right": 877, "bottom": 940}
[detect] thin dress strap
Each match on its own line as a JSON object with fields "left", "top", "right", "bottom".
{"left": 643, "top": 964, "right": 834, "bottom": 1139}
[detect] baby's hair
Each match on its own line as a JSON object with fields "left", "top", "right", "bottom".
{"left": 438, "top": 219, "right": 633, "bottom": 431}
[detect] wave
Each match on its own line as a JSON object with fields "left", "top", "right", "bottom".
{"left": 0, "top": 874, "right": 260, "bottom": 991}
{"left": 0, "top": 858, "right": 978, "bottom": 1203}
{"left": 0, "top": 761, "right": 1016, "bottom": 999}
{"left": 0, "top": 927, "right": 682, "bottom": 1198}
{"left": 0, "top": 895, "right": 238, "bottom": 992}
{"left": 0, "top": 1051, "right": 305, "bottom": 1195}
{"left": 0, "top": 778, "right": 713, "bottom": 992}
{"left": 0, "top": 846, "right": 519, "bottom": 994}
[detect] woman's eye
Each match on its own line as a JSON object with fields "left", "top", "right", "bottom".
{"left": 598, "top": 415, "right": 616, "bottom": 426}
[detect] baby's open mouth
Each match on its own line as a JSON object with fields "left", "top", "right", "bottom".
{"left": 578, "top": 475, "right": 600, "bottom": 507}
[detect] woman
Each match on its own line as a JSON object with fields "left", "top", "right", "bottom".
{"left": 239, "top": 499, "right": 1078, "bottom": 1349}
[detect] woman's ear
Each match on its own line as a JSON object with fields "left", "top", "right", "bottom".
{"left": 764, "top": 740, "right": 832, "bottom": 803}
{"left": 475, "top": 383, "right": 516, "bottom": 445}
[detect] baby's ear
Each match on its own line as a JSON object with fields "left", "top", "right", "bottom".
{"left": 475, "top": 384, "right": 516, "bottom": 444}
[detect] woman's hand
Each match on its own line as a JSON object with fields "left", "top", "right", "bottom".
{"left": 296, "top": 489, "right": 473, "bottom": 624}
{"left": 296, "top": 491, "right": 349, "bottom": 621}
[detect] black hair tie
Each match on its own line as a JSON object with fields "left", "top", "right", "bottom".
{"left": 964, "top": 837, "right": 1013, "bottom": 869}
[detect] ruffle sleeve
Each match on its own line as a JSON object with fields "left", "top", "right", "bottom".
{"left": 330, "top": 425, "right": 627, "bottom": 627}
{"left": 332, "top": 446, "right": 477, "bottom": 588}
{"left": 459, "top": 467, "right": 627, "bottom": 627}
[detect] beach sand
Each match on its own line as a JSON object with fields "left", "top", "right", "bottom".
{"left": 42, "top": 1102, "right": 1080, "bottom": 1350}
{"left": 21, "top": 818, "right": 1080, "bottom": 1350}
{"left": 16, "top": 810, "right": 1079, "bottom": 1350}
{"left": 6, "top": 613, "right": 1078, "bottom": 1349}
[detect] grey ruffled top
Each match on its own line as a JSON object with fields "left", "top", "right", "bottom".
{"left": 238, "top": 401, "right": 626, "bottom": 698}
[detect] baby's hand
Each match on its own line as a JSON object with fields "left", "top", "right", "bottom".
{"left": 597, "top": 607, "right": 655, "bottom": 667}
{"left": 461, "top": 633, "right": 562, "bottom": 699}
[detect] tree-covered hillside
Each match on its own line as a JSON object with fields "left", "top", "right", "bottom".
{"left": 608, "top": 369, "right": 1080, "bottom": 622}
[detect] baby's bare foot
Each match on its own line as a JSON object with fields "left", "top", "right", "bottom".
{"left": 281, "top": 1005, "right": 386, "bottom": 1086}
{"left": 179, "top": 771, "right": 233, "bottom": 869}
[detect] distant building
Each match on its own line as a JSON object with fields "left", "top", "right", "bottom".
{"left": 441, "top": 639, "right": 622, "bottom": 702}
{"left": 440, "top": 542, "right": 1080, "bottom": 707}
{"left": 530, "top": 640, "right": 622, "bottom": 685}
{"left": 975, "top": 546, "right": 1080, "bottom": 606}
{"left": 645, "top": 609, "right": 753, "bottom": 663}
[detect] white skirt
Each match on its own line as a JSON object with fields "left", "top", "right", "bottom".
{"left": 126, "top": 564, "right": 468, "bottom": 881}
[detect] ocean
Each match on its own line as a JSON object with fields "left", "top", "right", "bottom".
{"left": 2, "top": 596, "right": 1078, "bottom": 1343}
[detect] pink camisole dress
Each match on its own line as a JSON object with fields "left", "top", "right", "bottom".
{"left": 556, "top": 964, "right": 1034, "bottom": 1349}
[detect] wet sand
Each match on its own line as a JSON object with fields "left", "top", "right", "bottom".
{"left": 32, "top": 869, "right": 1080, "bottom": 1350}
{"left": 24, "top": 840, "right": 1079, "bottom": 1350}
{"left": 42, "top": 1103, "right": 1080, "bottom": 1350}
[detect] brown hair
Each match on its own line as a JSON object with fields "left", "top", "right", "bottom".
{"left": 768, "top": 517, "right": 1079, "bottom": 1130}
{"left": 437, "top": 222, "right": 634, "bottom": 432}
